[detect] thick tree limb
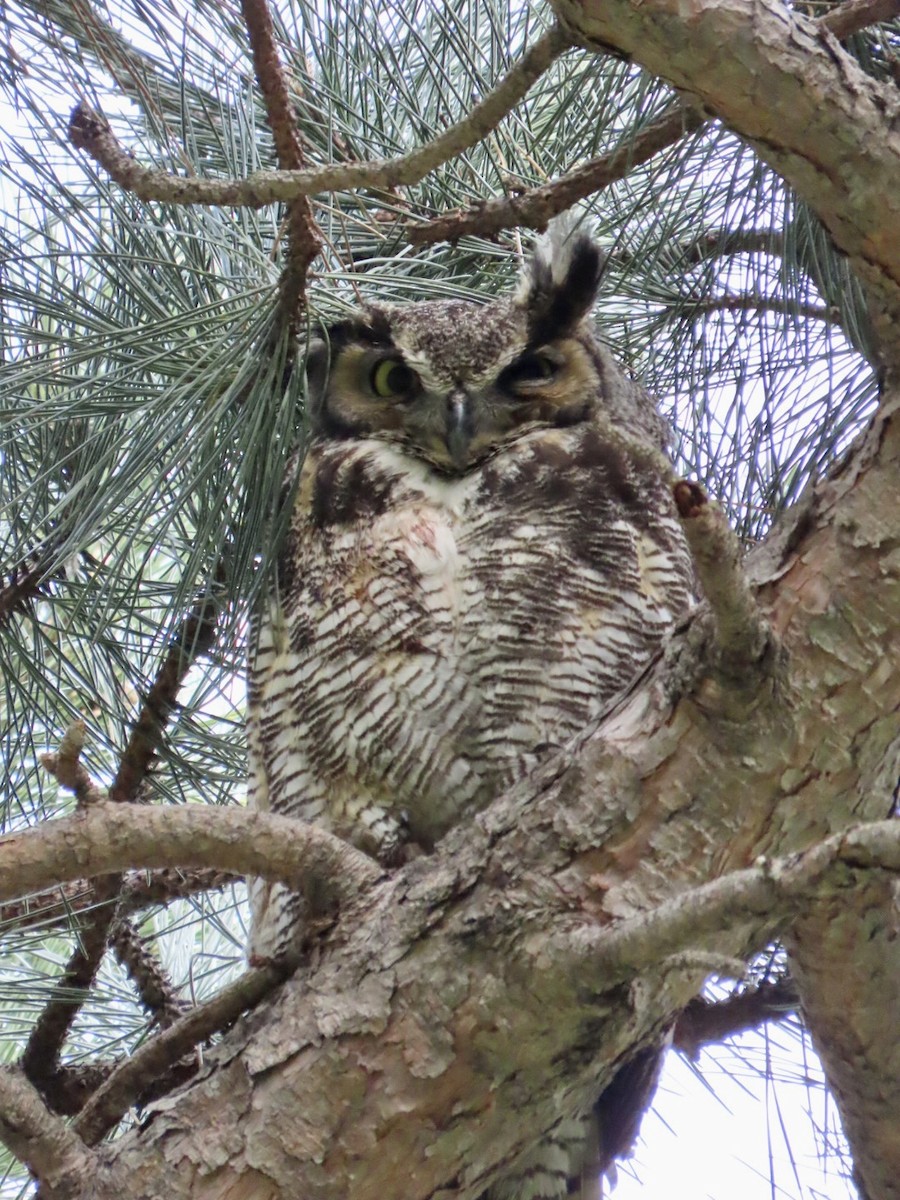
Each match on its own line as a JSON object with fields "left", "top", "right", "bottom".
{"left": 0, "top": 804, "right": 380, "bottom": 905}
{"left": 821, "top": 0, "right": 900, "bottom": 40}
{"left": 546, "top": 823, "right": 900, "bottom": 986}
{"left": 0, "top": 1068, "right": 96, "bottom": 1196}
{"left": 551, "top": 0, "right": 900, "bottom": 349}
{"left": 53, "top": 380, "right": 896, "bottom": 1200}
{"left": 786, "top": 874, "right": 900, "bottom": 1200}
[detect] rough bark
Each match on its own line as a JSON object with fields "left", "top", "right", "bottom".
{"left": 4, "top": 3, "right": 900, "bottom": 1198}
{"left": 787, "top": 876, "right": 900, "bottom": 1200}
{"left": 15, "top": 381, "right": 894, "bottom": 1198}
{"left": 552, "top": 0, "right": 900, "bottom": 356}
{"left": 546, "top": 2, "right": 900, "bottom": 1190}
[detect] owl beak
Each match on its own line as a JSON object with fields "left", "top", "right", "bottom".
{"left": 445, "top": 392, "right": 474, "bottom": 470}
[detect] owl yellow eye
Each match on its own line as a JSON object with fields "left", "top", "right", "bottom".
{"left": 370, "top": 357, "right": 416, "bottom": 398}
{"left": 500, "top": 350, "right": 562, "bottom": 391}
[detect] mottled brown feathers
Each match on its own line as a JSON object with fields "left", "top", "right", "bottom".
{"left": 246, "top": 231, "right": 694, "bottom": 1200}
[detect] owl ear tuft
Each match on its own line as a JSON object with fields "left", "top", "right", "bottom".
{"left": 518, "top": 221, "right": 605, "bottom": 344}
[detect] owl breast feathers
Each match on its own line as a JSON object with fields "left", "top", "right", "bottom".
{"left": 246, "top": 231, "right": 693, "bottom": 1197}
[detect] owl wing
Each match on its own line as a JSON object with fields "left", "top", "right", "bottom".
{"left": 247, "top": 443, "right": 488, "bottom": 959}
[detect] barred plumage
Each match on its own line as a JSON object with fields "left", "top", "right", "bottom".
{"left": 247, "top": 229, "right": 693, "bottom": 1198}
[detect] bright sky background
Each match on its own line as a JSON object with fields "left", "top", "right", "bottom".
{"left": 616, "top": 1040, "right": 854, "bottom": 1200}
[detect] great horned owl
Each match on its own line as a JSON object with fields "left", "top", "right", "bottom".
{"left": 247, "top": 229, "right": 694, "bottom": 1197}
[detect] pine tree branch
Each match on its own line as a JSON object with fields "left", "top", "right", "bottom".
{"left": 120, "top": 867, "right": 240, "bottom": 912}
{"left": 674, "top": 484, "right": 775, "bottom": 677}
{"left": 0, "top": 803, "right": 380, "bottom": 906}
{"left": 546, "top": 822, "right": 900, "bottom": 988}
{"left": 687, "top": 293, "right": 842, "bottom": 327}
{"left": 820, "top": 0, "right": 900, "bottom": 40}
{"left": 0, "top": 870, "right": 237, "bottom": 935}
{"left": 610, "top": 227, "right": 785, "bottom": 271}
{"left": 21, "top": 582, "right": 221, "bottom": 1104}
{"left": 406, "top": 101, "right": 706, "bottom": 245}
{"left": 0, "top": 1067, "right": 96, "bottom": 1195}
{"left": 72, "top": 963, "right": 285, "bottom": 1146}
{"left": 239, "top": 0, "right": 320, "bottom": 329}
{"left": 550, "top": 0, "right": 900, "bottom": 347}
{"left": 787, "top": 872, "right": 900, "bottom": 1200}
{"left": 39, "top": 722, "right": 105, "bottom": 808}
{"left": 23, "top": 728, "right": 118, "bottom": 1107}
{"left": 109, "top": 919, "right": 187, "bottom": 1029}
{"left": 5, "top": 375, "right": 900, "bottom": 1194}
{"left": 0, "top": 557, "right": 50, "bottom": 628}
{"left": 19, "top": 875, "right": 120, "bottom": 1105}
{"left": 109, "top": 584, "right": 219, "bottom": 804}
{"left": 26, "top": 1064, "right": 114, "bottom": 1120}
{"left": 672, "top": 979, "right": 799, "bottom": 1057}
{"left": 0, "top": 882, "right": 94, "bottom": 934}
{"left": 68, "top": 26, "right": 571, "bottom": 207}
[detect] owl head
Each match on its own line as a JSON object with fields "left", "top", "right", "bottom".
{"left": 306, "top": 232, "right": 662, "bottom": 471}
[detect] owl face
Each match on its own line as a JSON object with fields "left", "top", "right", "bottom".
{"left": 306, "top": 236, "right": 607, "bottom": 473}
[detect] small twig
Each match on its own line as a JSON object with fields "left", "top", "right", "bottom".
{"left": 110, "top": 919, "right": 187, "bottom": 1028}
{"left": 672, "top": 978, "right": 799, "bottom": 1058}
{"left": 407, "top": 101, "right": 706, "bottom": 245}
{"left": 608, "top": 227, "right": 784, "bottom": 272}
{"left": 68, "top": 26, "right": 570, "bottom": 207}
{"left": 0, "top": 558, "right": 49, "bottom": 627}
{"left": 39, "top": 721, "right": 105, "bottom": 808}
{"left": 819, "top": 0, "right": 900, "bottom": 39}
{"left": 0, "top": 869, "right": 237, "bottom": 934}
{"left": 0, "top": 1067, "right": 96, "bottom": 1193}
{"left": 673, "top": 483, "right": 773, "bottom": 674}
{"left": 109, "top": 585, "right": 219, "bottom": 804}
{"left": 73, "top": 963, "right": 285, "bottom": 1145}
{"left": 239, "top": 0, "right": 320, "bottom": 328}
{"left": 686, "top": 293, "right": 841, "bottom": 327}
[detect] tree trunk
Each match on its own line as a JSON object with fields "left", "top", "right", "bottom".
{"left": 8, "top": 2, "right": 900, "bottom": 1197}
{"left": 35, "top": 379, "right": 893, "bottom": 1197}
